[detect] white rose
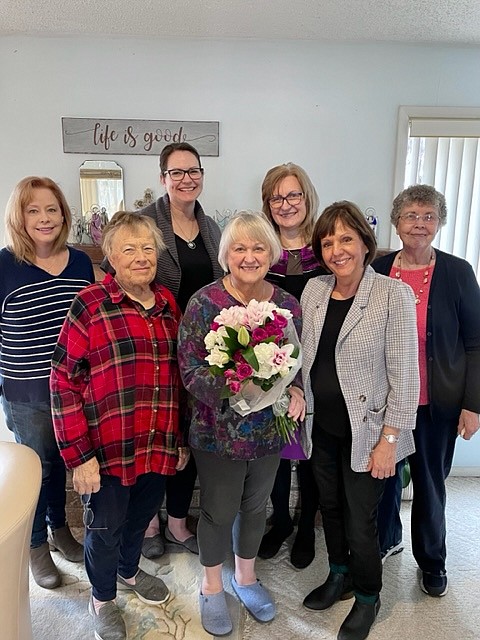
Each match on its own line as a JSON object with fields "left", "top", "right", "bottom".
{"left": 205, "top": 346, "right": 230, "bottom": 368}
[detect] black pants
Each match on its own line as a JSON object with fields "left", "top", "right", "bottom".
{"left": 270, "top": 458, "right": 319, "bottom": 533}
{"left": 165, "top": 454, "right": 197, "bottom": 518}
{"left": 311, "top": 429, "right": 385, "bottom": 597}
{"left": 377, "top": 405, "right": 457, "bottom": 574}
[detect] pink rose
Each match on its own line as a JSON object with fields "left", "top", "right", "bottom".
{"left": 236, "top": 363, "right": 254, "bottom": 381}
{"left": 251, "top": 327, "right": 269, "bottom": 344}
{"left": 224, "top": 369, "right": 237, "bottom": 380}
{"left": 233, "top": 351, "right": 247, "bottom": 364}
{"left": 210, "top": 321, "right": 220, "bottom": 331}
{"left": 272, "top": 311, "right": 288, "bottom": 329}
{"left": 229, "top": 380, "right": 242, "bottom": 394}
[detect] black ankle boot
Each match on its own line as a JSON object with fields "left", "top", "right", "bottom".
{"left": 258, "top": 523, "right": 294, "bottom": 559}
{"left": 303, "top": 572, "right": 353, "bottom": 610}
{"left": 291, "top": 529, "right": 315, "bottom": 569}
{"left": 337, "top": 597, "right": 381, "bottom": 640}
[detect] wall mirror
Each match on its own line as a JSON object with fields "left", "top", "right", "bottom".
{"left": 79, "top": 160, "right": 125, "bottom": 219}
{"left": 77, "top": 160, "right": 125, "bottom": 245}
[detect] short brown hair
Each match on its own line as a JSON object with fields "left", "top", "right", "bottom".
{"left": 5, "top": 176, "right": 72, "bottom": 263}
{"left": 102, "top": 211, "right": 165, "bottom": 258}
{"left": 261, "top": 163, "right": 319, "bottom": 244}
{"left": 311, "top": 201, "right": 377, "bottom": 271}
{"left": 159, "top": 143, "right": 201, "bottom": 173}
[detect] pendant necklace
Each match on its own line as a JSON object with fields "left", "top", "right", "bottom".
{"left": 394, "top": 250, "right": 435, "bottom": 304}
{"left": 228, "top": 275, "right": 267, "bottom": 307}
{"left": 286, "top": 248, "right": 301, "bottom": 262}
{"left": 173, "top": 214, "right": 197, "bottom": 249}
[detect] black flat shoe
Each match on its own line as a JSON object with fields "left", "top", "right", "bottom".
{"left": 337, "top": 597, "right": 381, "bottom": 640}
{"left": 291, "top": 530, "right": 315, "bottom": 569}
{"left": 257, "top": 524, "right": 294, "bottom": 560}
{"left": 303, "top": 572, "right": 353, "bottom": 610}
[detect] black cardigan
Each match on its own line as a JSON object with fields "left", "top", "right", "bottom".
{"left": 372, "top": 249, "right": 480, "bottom": 422}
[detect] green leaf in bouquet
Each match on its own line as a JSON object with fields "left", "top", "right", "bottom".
{"left": 291, "top": 345, "right": 300, "bottom": 359}
{"left": 242, "top": 346, "right": 259, "bottom": 371}
{"left": 209, "top": 364, "right": 227, "bottom": 376}
{"left": 225, "top": 326, "right": 239, "bottom": 340}
{"left": 220, "top": 385, "right": 234, "bottom": 399}
{"left": 223, "top": 336, "right": 240, "bottom": 352}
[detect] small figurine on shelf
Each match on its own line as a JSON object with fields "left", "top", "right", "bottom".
{"left": 90, "top": 206, "right": 105, "bottom": 245}
{"left": 365, "top": 207, "right": 378, "bottom": 237}
{"left": 134, "top": 188, "right": 155, "bottom": 210}
{"left": 214, "top": 208, "right": 237, "bottom": 230}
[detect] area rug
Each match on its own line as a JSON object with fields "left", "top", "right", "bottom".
{"left": 30, "top": 537, "right": 245, "bottom": 640}
{"left": 243, "top": 477, "right": 480, "bottom": 640}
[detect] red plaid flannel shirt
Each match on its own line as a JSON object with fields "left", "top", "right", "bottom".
{"left": 51, "top": 274, "right": 182, "bottom": 486}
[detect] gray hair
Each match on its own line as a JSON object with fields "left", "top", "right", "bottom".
{"left": 102, "top": 211, "right": 165, "bottom": 257}
{"left": 391, "top": 185, "right": 447, "bottom": 227}
{"left": 218, "top": 210, "right": 282, "bottom": 272}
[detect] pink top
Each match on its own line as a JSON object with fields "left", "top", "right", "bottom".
{"left": 389, "top": 264, "right": 435, "bottom": 405}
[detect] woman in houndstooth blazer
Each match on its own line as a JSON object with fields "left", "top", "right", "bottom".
{"left": 300, "top": 201, "right": 419, "bottom": 640}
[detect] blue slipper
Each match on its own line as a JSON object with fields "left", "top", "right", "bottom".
{"left": 199, "top": 590, "right": 233, "bottom": 636}
{"left": 231, "top": 576, "right": 276, "bottom": 623}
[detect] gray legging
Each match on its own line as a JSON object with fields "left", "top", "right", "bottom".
{"left": 193, "top": 449, "right": 280, "bottom": 566}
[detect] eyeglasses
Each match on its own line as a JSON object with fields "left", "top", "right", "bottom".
{"left": 81, "top": 493, "right": 107, "bottom": 530}
{"left": 163, "top": 167, "right": 204, "bottom": 181}
{"left": 400, "top": 213, "right": 439, "bottom": 224}
{"left": 268, "top": 191, "right": 304, "bottom": 209}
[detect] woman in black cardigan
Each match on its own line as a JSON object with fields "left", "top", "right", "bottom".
{"left": 374, "top": 184, "right": 480, "bottom": 598}
{"left": 140, "top": 142, "right": 224, "bottom": 557}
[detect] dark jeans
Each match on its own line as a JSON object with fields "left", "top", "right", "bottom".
{"left": 165, "top": 453, "right": 197, "bottom": 518}
{"left": 311, "top": 429, "right": 385, "bottom": 597}
{"left": 270, "top": 458, "right": 319, "bottom": 534}
{"left": 377, "top": 405, "right": 458, "bottom": 574}
{"left": 1, "top": 398, "right": 67, "bottom": 547}
{"left": 84, "top": 472, "right": 167, "bottom": 602}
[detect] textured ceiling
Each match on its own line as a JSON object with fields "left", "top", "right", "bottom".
{"left": 2, "top": 0, "right": 480, "bottom": 44}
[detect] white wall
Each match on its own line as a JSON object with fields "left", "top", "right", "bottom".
{"left": 1, "top": 35, "right": 479, "bottom": 469}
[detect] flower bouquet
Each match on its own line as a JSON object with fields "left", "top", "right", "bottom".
{"left": 204, "top": 299, "right": 302, "bottom": 443}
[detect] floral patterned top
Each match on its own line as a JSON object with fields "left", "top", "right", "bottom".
{"left": 178, "top": 278, "right": 302, "bottom": 460}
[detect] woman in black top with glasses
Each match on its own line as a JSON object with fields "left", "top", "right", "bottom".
{"left": 139, "top": 142, "right": 223, "bottom": 557}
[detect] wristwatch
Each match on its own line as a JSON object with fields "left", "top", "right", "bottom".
{"left": 382, "top": 433, "right": 399, "bottom": 444}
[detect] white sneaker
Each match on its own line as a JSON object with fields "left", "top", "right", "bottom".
{"left": 381, "top": 541, "right": 404, "bottom": 564}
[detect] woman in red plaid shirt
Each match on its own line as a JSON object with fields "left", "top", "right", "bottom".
{"left": 51, "top": 212, "right": 187, "bottom": 640}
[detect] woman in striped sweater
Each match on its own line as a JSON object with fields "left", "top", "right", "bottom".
{"left": 0, "top": 176, "right": 94, "bottom": 589}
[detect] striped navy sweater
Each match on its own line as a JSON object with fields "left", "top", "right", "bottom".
{"left": 0, "top": 247, "right": 94, "bottom": 402}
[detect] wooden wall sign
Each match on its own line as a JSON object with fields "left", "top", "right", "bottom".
{"left": 62, "top": 118, "right": 219, "bottom": 156}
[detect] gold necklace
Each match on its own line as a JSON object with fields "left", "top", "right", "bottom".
{"left": 172, "top": 213, "right": 197, "bottom": 249}
{"left": 228, "top": 275, "right": 267, "bottom": 307}
{"left": 394, "top": 250, "right": 435, "bottom": 304}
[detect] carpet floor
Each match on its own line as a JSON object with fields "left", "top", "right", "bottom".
{"left": 30, "top": 476, "right": 480, "bottom": 640}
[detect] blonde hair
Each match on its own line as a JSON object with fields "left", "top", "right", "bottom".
{"left": 102, "top": 211, "right": 165, "bottom": 258}
{"left": 218, "top": 210, "right": 282, "bottom": 272}
{"left": 5, "top": 176, "right": 71, "bottom": 263}
{"left": 261, "top": 162, "right": 319, "bottom": 244}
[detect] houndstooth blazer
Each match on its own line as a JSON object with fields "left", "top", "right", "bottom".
{"left": 300, "top": 265, "right": 419, "bottom": 472}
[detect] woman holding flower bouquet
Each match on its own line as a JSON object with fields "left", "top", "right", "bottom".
{"left": 178, "top": 211, "right": 306, "bottom": 636}
{"left": 259, "top": 162, "right": 326, "bottom": 569}
{"left": 301, "top": 201, "right": 419, "bottom": 640}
